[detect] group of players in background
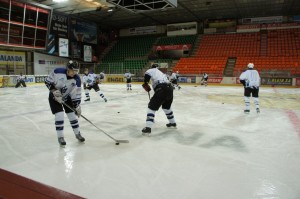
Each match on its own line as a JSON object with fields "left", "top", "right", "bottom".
{"left": 43, "top": 60, "right": 260, "bottom": 146}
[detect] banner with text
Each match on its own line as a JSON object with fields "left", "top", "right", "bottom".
{"left": 153, "top": 44, "right": 192, "bottom": 51}
{"left": 237, "top": 22, "right": 300, "bottom": 32}
{"left": 106, "top": 75, "right": 124, "bottom": 82}
{"left": 129, "top": 26, "right": 157, "bottom": 35}
{"left": 208, "top": 77, "right": 223, "bottom": 84}
{"left": 261, "top": 77, "right": 292, "bottom": 86}
{"left": 50, "top": 13, "right": 68, "bottom": 38}
{"left": 48, "top": 13, "right": 68, "bottom": 55}
{"left": 178, "top": 76, "right": 196, "bottom": 83}
{"left": 0, "top": 51, "right": 26, "bottom": 66}
{"left": 167, "top": 22, "right": 197, "bottom": 36}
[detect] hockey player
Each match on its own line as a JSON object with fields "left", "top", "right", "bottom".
{"left": 99, "top": 71, "right": 105, "bottom": 83}
{"left": 141, "top": 63, "right": 176, "bottom": 135}
{"left": 124, "top": 70, "right": 132, "bottom": 90}
{"left": 201, "top": 72, "right": 208, "bottom": 86}
{"left": 82, "top": 68, "right": 107, "bottom": 102}
{"left": 15, "top": 73, "right": 27, "bottom": 88}
{"left": 170, "top": 71, "right": 181, "bottom": 90}
{"left": 45, "top": 60, "right": 85, "bottom": 146}
{"left": 239, "top": 63, "right": 260, "bottom": 114}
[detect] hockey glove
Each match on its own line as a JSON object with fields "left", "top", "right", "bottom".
{"left": 75, "top": 105, "right": 81, "bottom": 118}
{"left": 142, "top": 83, "right": 151, "bottom": 92}
{"left": 52, "top": 90, "right": 63, "bottom": 104}
{"left": 239, "top": 79, "right": 246, "bottom": 87}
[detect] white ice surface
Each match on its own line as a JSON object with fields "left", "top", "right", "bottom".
{"left": 0, "top": 84, "right": 300, "bottom": 199}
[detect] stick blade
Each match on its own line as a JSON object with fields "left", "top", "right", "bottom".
{"left": 116, "top": 140, "right": 129, "bottom": 143}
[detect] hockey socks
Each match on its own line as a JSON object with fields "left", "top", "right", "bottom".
{"left": 163, "top": 108, "right": 176, "bottom": 125}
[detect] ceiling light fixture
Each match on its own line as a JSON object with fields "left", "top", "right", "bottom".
{"left": 108, "top": 9, "right": 113, "bottom": 12}
{"left": 93, "top": 2, "right": 101, "bottom": 6}
{"left": 53, "top": 0, "right": 68, "bottom": 2}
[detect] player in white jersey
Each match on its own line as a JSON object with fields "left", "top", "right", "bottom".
{"left": 15, "top": 73, "right": 27, "bottom": 88}
{"left": 99, "top": 71, "right": 105, "bottom": 83}
{"left": 45, "top": 60, "right": 85, "bottom": 146}
{"left": 124, "top": 70, "right": 132, "bottom": 90}
{"left": 82, "top": 68, "right": 107, "bottom": 102}
{"left": 141, "top": 64, "right": 176, "bottom": 135}
{"left": 170, "top": 71, "right": 181, "bottom": 90}
{"left": 239, "top": 63, "right": 261, "bottom": 114}
{"left": 201, "top": 72, "right": 208, "bottom": 86}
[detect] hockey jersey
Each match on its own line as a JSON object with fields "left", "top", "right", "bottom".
{"left": 124, "top": 72, "right": 132, "bottom": 80}
{"left": 82, "top": 72, "right": 99, "bottom": 86}
{"left": 99, "top": 72, "right": 105, "bottom": 80}
{"left": 45, "top": 68, "right": 81, "bottom": 106}
{"left": 17, "top": 75, "right": 26, "bottom": 82}
{"left": 239, "top": 69, "right": 260, "bottom": 88}
{"left": 145, "top": 68, "right": 170, "bottom": 90}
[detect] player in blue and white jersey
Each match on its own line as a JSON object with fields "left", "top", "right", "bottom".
{"left": 45, "top": 60, "right": 85, "bottom": 146}
{"left": 124, "top": 70, "right": 132, "bottom": 90}
{"left": 169, "top": 71, "right": 181, "bottom": 90}
{"left": 99, "top": 71, "right": 105, "bottom": 83}
{"left": 239, "top": 63, "right": 261, "bottom": 114}
{"left": 15, "top": 72, "right": 27, "bottom": 88}
{"left": 141, "top": 63, "right": 177, "bottom": 135}
{"left": 201, "top": 72, "right": 209, "bottom": 86}
{"left": 82, "top": 68, "right": 107, "bottom": 102}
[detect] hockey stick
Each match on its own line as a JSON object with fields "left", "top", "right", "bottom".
{"left": 147, "top": 91, "right": 150, "bottom": 100}
{"left": 62, "top": 102, "right": 129, "bottom": 144}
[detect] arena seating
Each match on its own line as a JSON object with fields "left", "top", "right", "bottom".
{"left": 156, "top": 35, "right": 197, "bottom": 45}
{"left": 173, "top": 57, "right": 227, "bottom": 75}
{"left": 174, "top": 28, "right": 300, "bottom": 76}
{"left": 97, "top": 60, "right": 148, "bottom": 74}
{"left": 102, "top": 35, "right": 158, "bottom": 62}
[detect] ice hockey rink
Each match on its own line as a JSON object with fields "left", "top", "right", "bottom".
{"left": 0, "top": 83, "right": 300, "bottom": 199}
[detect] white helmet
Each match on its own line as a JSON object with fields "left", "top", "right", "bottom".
{"left": 247, "top": 63, "right": 254, "bottom": 68}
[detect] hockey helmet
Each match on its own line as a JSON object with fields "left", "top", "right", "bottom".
{"left": 247, "top": 63, "right": 254, "bottom": 68}
{"left": 151, "top": 63, "right": 159, "bottom": 68}
{"left": 67, "top": 60, "right": 79, "bottom": 71}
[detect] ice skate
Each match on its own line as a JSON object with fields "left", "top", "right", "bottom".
{"left": 244, "top": 110, "right": 250, "bottom": 114}
{"left": 166, "top": 123, "right": 177, "bottom": 128}
{"left": 75, "top": 133, "right": 85, "bottom": 142}
{"left": 142, "top": 127, "right": 151, "bottom": 136}
{"left": 84, "top": 98, "right": 90, "bottom": 102}
{"left": 256, "top": 108, "right": 260, "bottom": 114}
{"left": 58, "top": 137, "right": 66, "bottom": 146}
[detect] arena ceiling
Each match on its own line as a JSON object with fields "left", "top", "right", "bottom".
{"left": 29, "top": 0, "right": 300, "bottom": 29}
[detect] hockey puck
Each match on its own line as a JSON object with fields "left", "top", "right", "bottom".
{"left": 115, "top": 142, "right": 119, "bottom": 145}
{"left": 117, "top": 112, "right": 120, "bottom": 113}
